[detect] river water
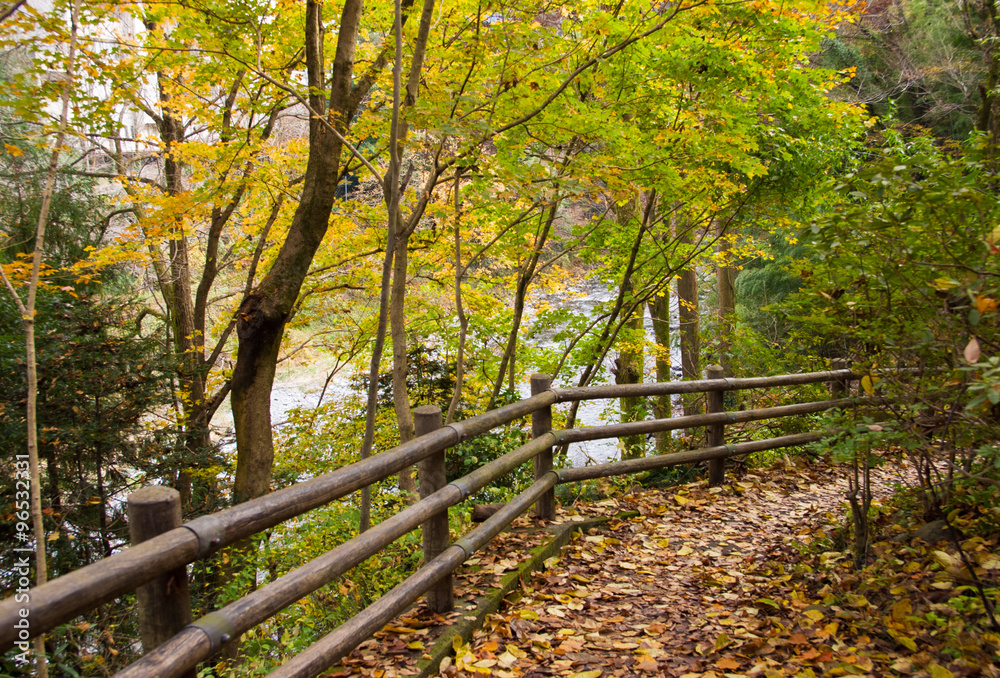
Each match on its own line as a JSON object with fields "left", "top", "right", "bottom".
{"left": 214, "top": 283, "right": 682, "bottom": 468}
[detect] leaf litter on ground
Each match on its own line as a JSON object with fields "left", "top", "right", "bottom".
{"left": 321, "top": 458, "right": 1000, "bottom": 678}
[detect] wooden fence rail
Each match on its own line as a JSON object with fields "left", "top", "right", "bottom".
{"left": 1, "top": 366, "right": 866, "bottom": 678}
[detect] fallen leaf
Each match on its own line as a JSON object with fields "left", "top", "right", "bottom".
{"left": 716, "top": 657, "right": 740, "bottom": 670}
{"left": 965, "top": 337, "right": 981, "bottom": 363}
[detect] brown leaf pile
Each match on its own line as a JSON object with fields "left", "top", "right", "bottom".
{"left": 326, "top": 459, "right": 1000, "bottom": 678}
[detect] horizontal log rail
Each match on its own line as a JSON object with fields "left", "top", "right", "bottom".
{"left": 1, "top": 366, "right": 880, "bottom": 677}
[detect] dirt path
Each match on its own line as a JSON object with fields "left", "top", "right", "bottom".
{"left": 331, "top": 458, "right": 1000, "bottom": 678}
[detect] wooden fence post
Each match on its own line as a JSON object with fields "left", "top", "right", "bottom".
{"left": 829, "top": 358, "right": 850, "bottom": 398}
{"left": 128, "top": 486, "right": 196, "bottom": 677}
{"left": 415, "top": 404, "right": 453, "bottom": 613}
{"left": 530, "top": 373, "right": 555, "bottom": 521}
{"left": 706, "top": 364, "right": 726, "bottom": 486}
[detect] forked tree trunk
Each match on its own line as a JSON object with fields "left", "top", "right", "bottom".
{"left": 231, "top": 0, "right": 365, "bottom": 504}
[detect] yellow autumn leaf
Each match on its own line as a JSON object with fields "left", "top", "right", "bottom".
{"left": 4, "top": 143, "right": 22, "bottom": 157}
{"left": 505, "top": 644, "right": 527, "bottom": 659}
{"left": 928, "top": 663, "right": 954, "bottom": 678}
{"left": 931, "top": 277, "right": 961, "bottom": 291}
{"left": 844, "top": 593, "right": 871, "bottom": 608}
{"left": 569, "top": 671, "right": 602, "bottom": 678}
{"left": 861, "top": 375, "right": 880, "bottom": 395}
{"left": 890, "top": 629, "right": 918, "bottom": 651}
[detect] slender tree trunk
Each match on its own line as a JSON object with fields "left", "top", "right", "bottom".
{"left": 716, "top": 219, "right": 735, "bottom": 376}
{"left": 612, "top": 192, "right": 644, "bottom": 459}
{"left": 445, "top": 172, "right": 467, "bottom": 425}
{"left": 488, "top": 202, "right": 557, "bottom": 409}
{"left": 677, "top": 223, "right": 701, "bottom": 425}
{"left": 556, "top": 196, "right": 654, "bottom": 445}
{"left": 0, "top": 5, "right": 79, "bottom": 675}
{"left": 390, "top": 225, "right": 418, "bottom": 498}
{"left": 615, "top": 307, "right": 645, "bottom": 459}
{"left": 648, "top": 293, "right": 672, "bottom": 454}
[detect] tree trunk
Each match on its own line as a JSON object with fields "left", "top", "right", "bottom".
{"left": 716, "top": 219, "right": 735, "bottom": 376}
{"left": 390, "top": 225, "right": 418, "bottom": 499}
{"left": 445, "top": 172, "right": 467, "bottom": 425}
{"left": 488, "top": 203, "right": 557, "bottom": 409}
{"left": 613, "top": 193, "right": 645, "bottom": 459}
{"left": 615, "top": 307, "right": 645, "bottom": 459}
{"left": 647, "top": 293, "right": 672, "bottom": 454}
{"left": 0, "top": 6, "right": 80, "bottom": 675}
{"left": 231, "top": 0, "right": 364, "bottom": 503}
{"left": 979, "top": 0, "right": 1000, "bottom": 149}
{"left": 677, "top": 224, "right": 701, "bottom": 425}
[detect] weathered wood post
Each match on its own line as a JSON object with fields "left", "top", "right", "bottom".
{"left": 530, "top": 373, "right": 555, "bottom": 521}
{"left": 128, "top": 486, "right": 196, "bottom": 677}
{"left": 706, "top": 364, "right": 726, "bottom": 487}
{"left": 415, "top": 404, "right": 453, "bottom": 613}
{"left": 829, "top": 358, "right": 850, "bottom": 398}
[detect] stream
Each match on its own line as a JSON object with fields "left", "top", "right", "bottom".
{"left": 213, "top": 282, "right": 682, "bottom": 468}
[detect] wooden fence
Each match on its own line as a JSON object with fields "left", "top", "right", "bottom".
{"left": 0, "top": 365, "right": 859, "bottom": 677}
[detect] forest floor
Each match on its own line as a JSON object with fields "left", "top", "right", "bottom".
{"left": 326, "top": 457, "right": 1000, "bottom": 678}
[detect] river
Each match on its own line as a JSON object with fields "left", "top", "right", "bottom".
{"left": 213, "top": 283, "right": 682, "bottom": 468}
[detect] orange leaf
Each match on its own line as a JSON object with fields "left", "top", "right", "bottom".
{"left": 978, "top": 296, "right": 999, "bottom": 314}
{"left": 716, "top": 657, "right": 741, "bottom": 670}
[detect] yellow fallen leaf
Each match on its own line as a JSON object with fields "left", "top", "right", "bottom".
{"left": 844, "top": 593, "right": 871, "bottom": 608}
{"left": 406, "top": 641, "right": 425, "bottom": 650}
{"left": 929, "top": 663, "right": 954, "bottom": 678}
{"left": 505, "top": 644, "right": 527, "bottom": 659}
{"left": 569, "top": 671, "right": 602, "bottom": 678}
{"left": 677, "top": 546, "right": 694, "bottom": 556}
